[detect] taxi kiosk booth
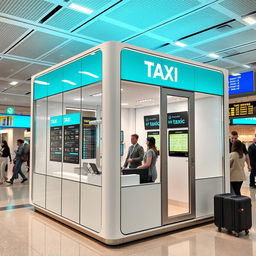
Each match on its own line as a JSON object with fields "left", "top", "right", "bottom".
{"left": 31, "top": 42, "right": 229, "bottom": 245}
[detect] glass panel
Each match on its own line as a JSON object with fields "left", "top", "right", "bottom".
{"left": 121, "top": 81, "right": 160, "bottom": 185}
{"left": 167, "top": 95, "right": 190, "bottom": 217}
{"left": 81, "top": 83, "right": 102, "bottom": 184}
{"left": 62, "top": 88, "right": 81, "bottom": 181}
{"left": 34, "top": 98, "right": 47, "bottom": 174}
{"left": 47, "top": 94, "right": 63, "bottom": 177}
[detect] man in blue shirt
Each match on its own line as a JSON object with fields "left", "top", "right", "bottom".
{"left": 7, "top": 139, "right": 27, "bottom": 184}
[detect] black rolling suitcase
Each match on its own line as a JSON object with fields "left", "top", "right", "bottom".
{"left": 223, "top": 195, "right": 252, "bottom": 237}
{"left": 214, "top": 193, "right": 233, "bottom": 230}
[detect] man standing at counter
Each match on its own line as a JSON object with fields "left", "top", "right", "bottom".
{"left": 122, "top": 134, "right": 144, "bottom": 169}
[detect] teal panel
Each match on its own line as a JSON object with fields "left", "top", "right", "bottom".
{"left": 121, "top": 49, "right": 224, "bottom": 96}
{"left": 34, "top": 50, "right": 102, "bottom": 100}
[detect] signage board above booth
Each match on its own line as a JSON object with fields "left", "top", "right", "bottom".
{"left": 144, "top": 111, "right": 188, "bottom": 130}
{"left": 0, "top": 114, "right": 30, "bottom": 128}
{"left": 34, "top": 50, "right": 102, "bottom": 100}
{"left": 121, "top": 49, "right": 224, "bottom": 96}
{"left": 228, "top": 71, "right": 254, "bottom": 95}
{"left": 229, "top": 101, "right": 256, "bottom": 118}
{"left": 231, "top": 117, "right": 256, "bottom": 125}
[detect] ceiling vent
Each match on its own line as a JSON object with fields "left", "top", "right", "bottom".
{"left": 216, "top": 24, "right": 233, "bottom": 32}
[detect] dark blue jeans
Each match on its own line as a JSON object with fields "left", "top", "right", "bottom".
{"left": 11, "top": 160, "right": 26, "bottom": 181}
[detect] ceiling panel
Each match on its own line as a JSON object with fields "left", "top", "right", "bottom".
{"left": 5, "top": 83, "right": 31, "bottom": 95}
{"left": 197, "top": 30, "right": 256, "bottom": 53}
{"left": 77, "top": 20, "right": 135, "bottom": 41}
{"left": 125, "top": 35, "right": 165, "bottom": 50}
{"left": 152, "top": 7, "right": 230, "bottom": 41}
{"left": 40, "top": 40, "right": 95, "bottom": 63}
{"left": 226, "top": 49, "right": 256, "bottom": 64}
{"left": 205, "top": 59, "right": 233, "bottom": 69}
{"left": 221, "top": 42, "right": 256, "bottom": 56}
{"left": 0, "top": 0, "right": 55, "bottom": 21}
{"left": 173, "top": 50, "right": 202, "bottom": 59}
{"left": 183, "top": 20, "right": 245, "bottom": 45}
{"left": 8, "top": 31, "right": 67, "bottom": 59}
{"left": 0, "top": 94, "right": 30, "bottom": 106}
{"left": 0, "top": 59, "right": 30, "bottom": 77}
{"left": 219, "top": 0, "right": 256, "bottom": 16}
{"left": 0, "top": 22, "right": 28, "bottom": 53}
{"left": 10, "top": 64, "right": 49, "bottom": 81}
{"left": 106, "top": 0, "right": 200, "bottom": 29}
{"left": 0, "top": 80, "right": 12, "bottom": 91}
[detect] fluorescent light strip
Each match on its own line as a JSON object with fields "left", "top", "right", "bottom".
{"left": 10, "top": 81, "right": 18, "bottom": 86}
{"left": 243, "top": 64, "right": 251, "bottom": 68}
{"left": 242, "top": 16, "right": 256, "bottom": 25}
{"left": 138, "top": 98, "right": 153, "bottom": 103}
{"left": 79, "top": 71, "right": 99, "bottom": 78}
{"left": 34, "top": 80, "right": 50, "bottom": 85}
{"left": 121, "top": 103, "right": 129, "bottom": 106}
{"left": 62, "top": 80, "right": 77, "bottom": 86}
{"left": 208, "top": 53, "right": 220, "bottom": 58}
{"left": 174, "top": 41, "right": 187, "bottom": 47}
{"left": 91, "top": 92, "right": 102, "bottom": 97}
{"left": 66, "top": 107, "right": 96, "bottom": 112}
{"left": 231, "top": 73, "right": 241, "bottom": 76}
{"left": 69, "top": 3, "right": 93, "bottom": 14}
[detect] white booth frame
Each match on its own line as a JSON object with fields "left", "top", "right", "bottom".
{"left": 30, "top": 41, "right": 229, "bottom": 245}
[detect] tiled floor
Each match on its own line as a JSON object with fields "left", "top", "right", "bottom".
{"left": 1, "top": 179, "right": 256, "bottom": 255}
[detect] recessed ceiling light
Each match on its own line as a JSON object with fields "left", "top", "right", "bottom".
{"left": 74, "top": 98, "right": 84, "bottom": 101}
{"left": 34, "top": 80, "right": 50, "bottom": 85}
{"left": 242, "top": 16, "right": 256, "bottom": 25}
{"left": 91, "top": 92, "right": 102, "bottom": 97}
{"left": 231, "top": 73, "right": 241, "bottom": 76}
{"left": 79, "top": 71, "right": 99, "bottom": 78}
{"left": 243, "top": 64, "right": 251, "bottom": 68}
{"left": 9, "top": 81, "right": 18, "bottom": 86}
{"left": 62, "top": 80, "right": 77, "bottom": 86}
{"left": 174, "top": 41, "right": 187, "bottom": 47}
{"left": 208, "top": 53, "right": 220, "bottom": 58}
{"left": 121, "top": 103, "right": 128, "bottom": 106}
{"left": 69, "top": 3, "right": 93, "bottom": 14}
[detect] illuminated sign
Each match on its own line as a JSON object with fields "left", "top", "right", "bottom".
{"left": 229, "top": 101, "right": 256, "bottom": 118}
{"left": 6, "top": 107, "right": 15, "bottom": 114}
{"left": 232, "top": 117, "right": 256, "bottom": 125}
{"left": 229, "top": 71, "right": 254, "bottom": 95}
{"left": 0, "top": 114, "right": 30, "bottom": 128}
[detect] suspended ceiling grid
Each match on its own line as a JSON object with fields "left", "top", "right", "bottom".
{"left": 0, "top": 0, "right": 256, "bottom": 106}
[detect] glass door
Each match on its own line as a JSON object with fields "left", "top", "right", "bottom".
{"left": 161, "top": 88, "right": 195, "bottom": 224}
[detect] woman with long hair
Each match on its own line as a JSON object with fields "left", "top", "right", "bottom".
{"left": 230, "top": 139, "right": 246, "bottom": 195}
{"left": 0, "top": 140, "right": 12, "bottom": 184}
{"left": 137, "top": 137, "right": 159, "bottom": 182}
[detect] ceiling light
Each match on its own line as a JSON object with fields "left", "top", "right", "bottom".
{"left": 79, "top": 71, "right": 99, "bottom": 78}
{"left": 243, "top": 64, "right": 251, "bottom": 68}
{"left": 74, "top": 98, "right": 84, "bottom": 101}
{"left": 138, "top": 98, "right": 153, "bottom": 103}
{"left": 242, "top": 16, "right": 256, "bottom": 25}
{"left": 174, "top": 41, "right": 187, "bottom": 47}
{"left": 231, "top": 73, "right": 241, "bottom": 76}
{"left": 121, "top": 103, "right": 128, "bottom": 106}
{"left": 9, "top": 81, "right": 18, "bottom": 86}
{"left": 34, "top": 80, "right": 50, "bottom": 85}
{"left": 62, "top": 80, "right": 77, "bottom": 86}
{"left": 69, "top": 3, "right": 93, "bottom": 14}
{"left": 91, "top": 92, "right": 102, "bottom": 97}
{"left": 208, "top": 53, "right": 220, "bottom": 58}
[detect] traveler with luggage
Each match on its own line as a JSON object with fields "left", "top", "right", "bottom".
{"left": 230, "top": 139, "right": 246, "bottom": 195}
{"left": 248, "top": 137, "right": 256, "bottom": 188}
{"left": 6, "top": 139, "right": 27, "bottom": 184}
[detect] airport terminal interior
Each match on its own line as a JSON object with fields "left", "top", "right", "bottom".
{"left": 1, "top": 0, "right": 256, "bottom": 255}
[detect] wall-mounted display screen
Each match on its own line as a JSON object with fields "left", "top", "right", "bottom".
{"left": 169, "top": 130, "right": 188, "bottom": 157}
{"left": 50, "top": 126, "right": 62, "bottom": 162}
{"left": 229, "top": 101, "right": 256, "bottom": 118}
{"left": 120, "top": 143, "right": 124, "bottom": 156}
{"left": 82, "top": 117, "right": 96, "bottom": 159}
{"left": 147, "top": 131, "right": 160, "bottom": 152}
{"left": 0, "top": 114, "right": 30, "bottom": 128}
{"left": 229, "top": 71, "right": 254, "bottom": 95}
{"left": 144, "top": 115, "right": 159, "bottom": 130}
{"left": 231, "top": 117, "right": 256, "bottom": 125}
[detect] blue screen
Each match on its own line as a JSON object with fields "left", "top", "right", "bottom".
{"left": 232, "top": 118, "right": 256, "bottom": 125}
{"left": 0, "top": 114, "right": 30, "bottom": 128}
{"left": 229, "top": 71, "right": 254, "bottom": 95}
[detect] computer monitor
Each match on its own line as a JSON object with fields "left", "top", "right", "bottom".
{"left": 89, "top": 163, "right": 101, "bottom": 174}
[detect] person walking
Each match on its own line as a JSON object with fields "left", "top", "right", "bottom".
{"left": 248, "top": 137, "right": 256, "bottom": 188}
{"left": 230, "top": 140, "right": 246, "bottom": 195}
{"left": 0, "top": 141, "right": 12, "bottom": 184}
{"left": 6, "top": 139, "right": 27, "bottom": 184}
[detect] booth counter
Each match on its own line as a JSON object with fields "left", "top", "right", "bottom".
{"left": 30, "top": 42, "right": 229, "bottom": 245}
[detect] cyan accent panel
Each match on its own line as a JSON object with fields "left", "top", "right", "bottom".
{"left": 121, "top": 49, "right": 224, "bottom": 95}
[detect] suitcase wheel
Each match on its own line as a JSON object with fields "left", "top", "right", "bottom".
{"left": 245, "top": 230, "right": 249, "bottom": 235}
{"left": 234, "top": 232, "right": 239, "bottom": 238}
{"left": 218, "top": 227, "right": 222, "bottom": 232}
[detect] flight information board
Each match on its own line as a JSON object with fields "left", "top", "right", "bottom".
{"left": 82, "top": 117, "right": 96, "bottom": 159}
{"left": 229, "top": 101, "right": 256, "bottom": 118}
{"left": 229, "top": 71, "right": 254, "bottom": 95}
{"left": 50, "top": 126, "right": 62, "bottom": 162}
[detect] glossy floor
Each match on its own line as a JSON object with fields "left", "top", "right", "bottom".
{"left": 1, "top": 182, "right": 256, "bottom": 255}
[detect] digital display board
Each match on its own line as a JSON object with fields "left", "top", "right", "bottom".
{"left": 82, "top": 117, "right": 96, "bottom": 159}
{"left": 229, "top": 101, "right": 256, "bottom": 118}
{"left": 144, "top": 115, "right": 159, "bottom": 130}
{"left": 232, "top": 117, "right": 256, "bottom": 125}
{"left": 147, "top": 131, "right": 160, "bottom": 152}
{"left": 50, "top": 126, "right": 62, "bottom": 162}
{"left": 229, "top": 71, "right": 254, "bottom": 95}
{"left": 0, "top": 114, "right": 30, "bottom": 128}
{"left": 169, "top": 130, "right": 188, "bottom": 157}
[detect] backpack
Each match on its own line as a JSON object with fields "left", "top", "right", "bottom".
{"left": 21, "top": 144, "right": 30, "bottom": 162}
